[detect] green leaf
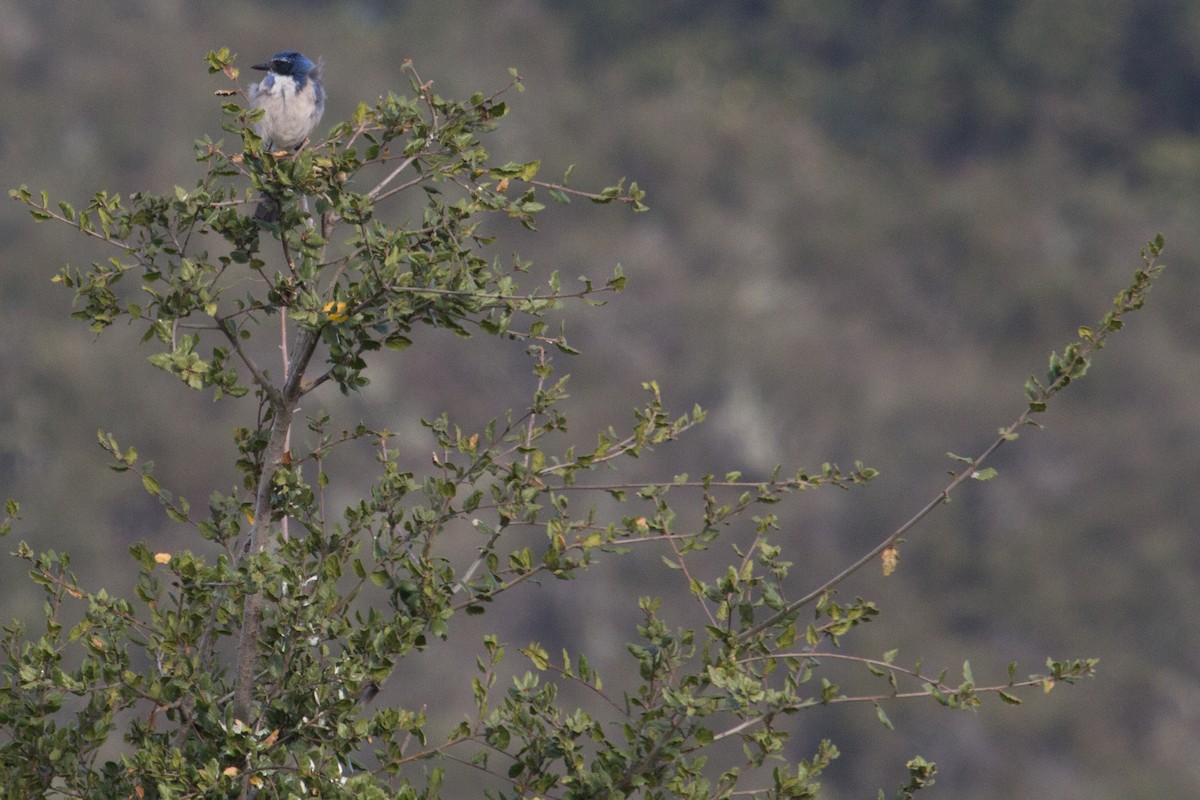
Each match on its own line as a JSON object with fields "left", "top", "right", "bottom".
{"left": 523, "top": 643, "right": 550, "bottom": 670}
{"left": 384, "top": 334, "right": 412, "bottom": 350}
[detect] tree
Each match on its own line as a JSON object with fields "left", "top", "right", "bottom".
{"left": 3, "top": 48, "right": 1166, "bottom": 799}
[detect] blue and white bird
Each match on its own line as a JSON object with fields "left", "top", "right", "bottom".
{"left": 249, "top": 51, "right": 324, "bottom": 151}
{"left": 248, "top": 51, "right": 325, "bottom": 219}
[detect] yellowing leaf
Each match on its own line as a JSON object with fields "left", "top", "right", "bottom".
{"left": 323, "top": 300, "right": 349, "bottom": 323}
{"left": 882, "top": 546, "right": 900, "bottom": 576}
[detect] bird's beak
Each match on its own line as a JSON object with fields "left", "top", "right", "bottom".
{"left": 252, "top": 61, "right": 271, "bottom": 71}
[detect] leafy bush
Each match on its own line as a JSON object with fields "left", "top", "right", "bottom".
{"left": 3, "top": 49, "right": 1165, "bottom": 799}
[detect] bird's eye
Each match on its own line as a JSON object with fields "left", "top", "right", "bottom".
{"left": 274, "top": 59, "right": 289, "bottom": 71}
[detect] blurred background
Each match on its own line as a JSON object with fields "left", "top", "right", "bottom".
{"left": 2, "top": 1, "right": 1199, "bottom": 797}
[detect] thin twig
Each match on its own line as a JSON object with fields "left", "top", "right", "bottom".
{"left": 366, "top": 154, "right": 420, "bottom": 200}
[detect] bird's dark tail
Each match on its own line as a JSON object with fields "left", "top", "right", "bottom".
{"left": 253, "top": 195, "right": 281, "bottom": 223}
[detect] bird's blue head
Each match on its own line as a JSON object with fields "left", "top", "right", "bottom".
{"left": 252, "top": 51, "right": 319, "bottom": 87}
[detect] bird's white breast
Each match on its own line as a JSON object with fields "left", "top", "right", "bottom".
{"left": 250, "top": 75, "right": 323, "bottom": 151}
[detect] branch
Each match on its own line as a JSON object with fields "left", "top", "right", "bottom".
{"left": 233, "top": 397, "right": 295, "bottom": 724}
{"left": 739, "top": 239, "right": 1167, "bottom": 641}
{"left": 10, "top": 191, "right": 136, "bottom": 251}
{"left": 742, "top": 435, "right": 1006, "bottom": 639}
{"left": 366, "top": 154, "right": 421, "bottom": 201}
{"left": 216, "top": 315, "right": 278, "bottom": 401}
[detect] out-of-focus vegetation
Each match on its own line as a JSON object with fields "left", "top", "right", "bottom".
{"left": 1, "top": 2, "right": 1197, "bottom": 797}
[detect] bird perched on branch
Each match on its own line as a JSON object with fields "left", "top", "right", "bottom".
{"left": 248, "top": 51, "right": 325, "bottom": 221}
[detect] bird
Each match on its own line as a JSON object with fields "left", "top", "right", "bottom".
{"left": 247, "top": 51, "right": 325, "bottom": 221}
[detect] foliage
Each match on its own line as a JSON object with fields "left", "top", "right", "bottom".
{"left": 3, "top": 48, "right": 1166, "bottom": 799}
